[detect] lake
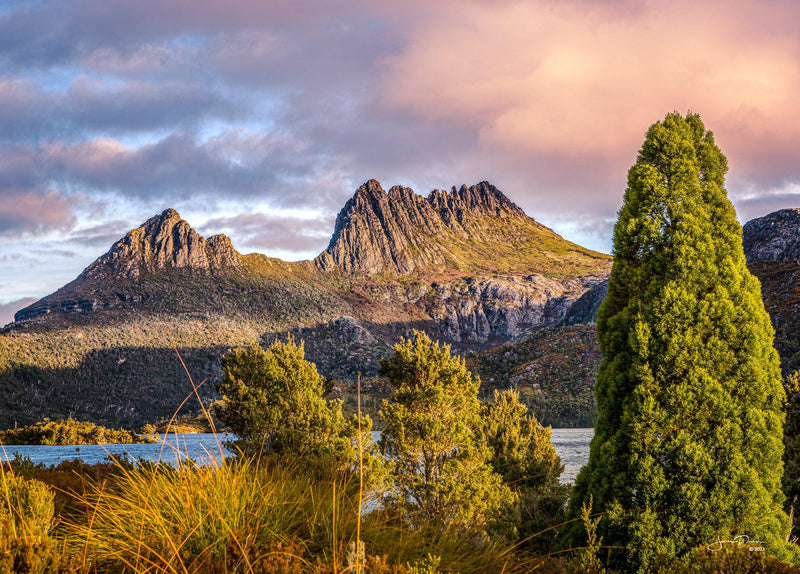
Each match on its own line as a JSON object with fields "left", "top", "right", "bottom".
{"left": 0, "top": 433, "right": 231, "bottom": 467}
{"left": 550, "top": 428, "right": 594, "bottom": 483}
{"left": 0, "top": 428, "right": 594, "bottom": 483}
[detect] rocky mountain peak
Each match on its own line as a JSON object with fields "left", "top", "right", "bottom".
{"left": 81, "top": 209, "right": 240, "bottom": 280}
{"left": 315, "top": 179, "right": 604, "bottom": 277}
{"left": 428, "top": 181, "right": 525, "bottom": 217}
{"left": 742, "top": 209, "right": 800, "bottom": 263}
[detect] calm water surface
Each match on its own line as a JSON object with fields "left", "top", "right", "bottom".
{"left": 0, "top": 429, "right": 595, "bottom": 484}
{"left": 550, "top": 428, "right": 594, "bottom": 484}
{"left": 0, "top": 433, "right": 230, "bottom": 467}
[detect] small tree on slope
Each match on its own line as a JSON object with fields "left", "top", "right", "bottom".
{"left": 567, "top": 112, "right": 796, "bottom": 570}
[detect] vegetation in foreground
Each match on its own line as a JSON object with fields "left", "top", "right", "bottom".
{"left": 1, "top": 332, "right": 798, "bottom": 573}
{"left": 567, "top": 111, "right": 797, "bottom": 571}
{"left": 0, "top": 418, "right": 155, "bottom": 446}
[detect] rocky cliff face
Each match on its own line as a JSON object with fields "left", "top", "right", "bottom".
{"left": 743, "top": 209, "right": 800, "bottom": 263}
{"left": 316, "top": 180, "right": 608, "bottom": 276}
{"left": 83, "top": 209, "right": 240, "bottom": 280}
{"left": 421, "top": 274, "right": 606, "bottom": 343}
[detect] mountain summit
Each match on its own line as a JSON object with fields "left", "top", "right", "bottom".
{"left": 83, "top": 208, "right": 240, "bottom": 280}
{"left": 316, "top": 180, "right": 606, "bottom": 276}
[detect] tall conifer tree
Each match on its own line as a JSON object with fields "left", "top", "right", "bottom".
{"left": 568, "top": 112, "right": 795, "bottom": 570}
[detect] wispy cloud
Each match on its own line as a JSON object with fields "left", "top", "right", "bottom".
{"left": 200, "top": 212, "right": 333, "bottom": 256}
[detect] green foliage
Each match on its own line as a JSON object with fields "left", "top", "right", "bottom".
{"left": 0, "top": 419, "right": 152, "bottom": 445}
{"left": 0, "top": 472, "right": 53, "bottom": 541}
{"left": 483, "top": 389, "right": 570, "bottom": 552}
{"left": 483, "top": 389, "right": 563, "bottom": 490}
{"left": 568, "top": 112, "right": 797, "bottom": 570}
{"left": 578, "top": 496, "right": 605, "bottom": 574}
{"left": 379, "top": 331, "right": 517, "bottom": 537}
{"left": 406, "top": 554, "right": 441, "bottom": 574}
{"left": 72, "top": 456, "right": 517, "bottom": 574}
{"left": 215, "top": 338, "right": 372, "bottom": 468}
{"left": 783, "top": 369, "right": 800, "bottom": 538}
{"left": 0, "top": 465, "right": 76, "bottom": 574}
{"left": 7, "top": 458, "right": 119, "bottom": 529}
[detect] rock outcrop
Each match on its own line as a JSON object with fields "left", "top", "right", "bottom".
{"left": 742, "top": 209, "right": 800, "bottom": 263}
{"left": 83, "top": 209, "right": 240, "bottom": 280}
{"left": 316, "top": 180, "right": 608, "bottom": 276}
{"left": 422, "top": 274, "right": 605, "bottom": 343}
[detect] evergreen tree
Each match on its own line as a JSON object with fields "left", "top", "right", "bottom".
{"left": 567, "top": 112, "right": 795, "bottom": 570}
{"left": 215, "top": 338, "right": 369, "bottom": 465}
{"left": 782, "top": 370, "right": 800, "bottom": 537}
{"left": 379, "top": 331, "right": 516, "bottom": 537}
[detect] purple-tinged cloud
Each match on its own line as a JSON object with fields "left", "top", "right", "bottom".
{"left": 67, "top": 219, "right": 134, "bottom": 248}
{"left": 0, "top": 190, "right": 77, "bottom": 237}
{"left": 0, "top": 75, "right": 243, "bottom": 141}
{"left": 0, "top": 130, "right": 350, "bottom": 209}
{"left": 199, "top": 212, "right": 333, "bottom": 255}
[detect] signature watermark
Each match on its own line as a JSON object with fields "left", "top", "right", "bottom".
{"left": 707, "top": 534, "right": 765, "bottom": 552}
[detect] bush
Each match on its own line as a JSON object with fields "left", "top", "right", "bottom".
{"left": 0, "top": 465, "right": 77, "bottom": 574}
{"left": 215, "top": 338, "right": 372, "bottom": 468}
{"left": 483, "top": 389, "right": 570, "bottom": 553}
{"left": 0, "top": 419, "right": 152, "bottom": 446}
{"left": 379, "top": 331, "right": 517, "bottom": 538}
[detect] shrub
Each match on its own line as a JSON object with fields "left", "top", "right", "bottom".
{"left": 214, "top": 338, "right": 372, "bottom": 470}
{"left": 379, "top": 331, "right": 516, "bottom": 537}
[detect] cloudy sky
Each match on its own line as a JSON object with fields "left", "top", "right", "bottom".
{"left": 2, "top": 0, "right": 799, "bottom": 325}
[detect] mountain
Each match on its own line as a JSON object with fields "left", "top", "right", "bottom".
{"left": 9, "top": 185, "right": 800, "bottom": 431}
{"left": 0, "top": 181, "right": 611, "bottom": 428}
{"left": 316, "top": 180, "right": 603, "bottom": 276}
{"left": 85, "top": 208, "right": 241, "bottom": 278}
{"left": 744, "top": 209, "right": 800, "bottom": 374}
{"left": 14, "top": 209, "right": 242, "bottom": 323}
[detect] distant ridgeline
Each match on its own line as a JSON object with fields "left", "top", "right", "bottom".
{"left": 6, "top": 182, "right": 798, "bottom": 429}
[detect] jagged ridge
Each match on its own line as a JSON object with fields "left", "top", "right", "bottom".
{"left": 316, "top": 180, "right": 609, "bottom": 276}
{"left": 84, "top": 208, "right": 240, "bottom": 280}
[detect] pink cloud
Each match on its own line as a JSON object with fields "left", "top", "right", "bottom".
{"left": 0, "top": 190, "right": 77, "bottom": 237}
{"left": 378, "top": 0, "right": 800, "bottom": 195}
